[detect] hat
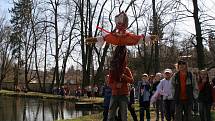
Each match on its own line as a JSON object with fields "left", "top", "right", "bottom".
{"left": 142, "top": 73, "right": 148, "bottom": 77}
{"left": 150, "top": 74, "right": 155, "bottom": 77}
{"left": 164, "top": 69, "right": 172, "bottom": 74}
{"left": 155, "top": 72, "right": 162, "bottom": 77}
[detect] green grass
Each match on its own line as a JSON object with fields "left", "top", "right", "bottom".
{"left": 56, "top": 104, "right": 215, "bottom": 121}
{"left": 212, "top": 111, "right": 215, "bottom": 120}
{"left": 0, "top": 90, "right": 66, "bottom": 99}
{"left": 57, "top": 113, "right": 103, "bottom": 121}
{"left": 56, "top": 104, "right": 144, "bottom": 121}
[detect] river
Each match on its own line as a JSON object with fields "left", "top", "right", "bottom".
{"left": 0, "top": 96, "right": 100, "bottom": 121}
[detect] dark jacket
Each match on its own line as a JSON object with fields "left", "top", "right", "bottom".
{"left": 139, "top": 81, "right": 151, "bottom": 103}
{"left": 198, "top": 81, "right": 213, "bottom": 104}
{"left": 129, "top": 87, "right": 135, "bottom": 104}
{"left": 172, "top": 72, "right": 197, "bottom": 104}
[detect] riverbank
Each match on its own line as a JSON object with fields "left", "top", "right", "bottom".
{"left": 0, "top": 90, "right": 103, "bottom": 104}
{"left": 1, "top": 90, "right": 215, "bottom": 121}
{"left": 57, "top": 104, "right": 215, "bottom": 121}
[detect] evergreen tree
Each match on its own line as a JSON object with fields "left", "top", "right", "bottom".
{"left": 9, "top": 0, "right": 32, "bottom": 90}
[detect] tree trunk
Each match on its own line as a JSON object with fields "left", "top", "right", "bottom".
{"left": 152, "top": 0, "right": 160, "bottom": 73}
{"left": 53, "top": 0, "right": 60, "bottom": 88}
{"left": 192, "top": 0, "right": 205, "bottom": 69}
{"left": 93, "top": 44, "right": 110, "bottom": 83}
{"left": 43, "top": 24, "right": 48, "bottom": 93}
{"left": 79, "top": 0, "right": 88, "bottom": 88}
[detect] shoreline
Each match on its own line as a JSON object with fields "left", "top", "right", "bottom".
{"left": 0, "top": 90, "right": 104, "bottom": 103}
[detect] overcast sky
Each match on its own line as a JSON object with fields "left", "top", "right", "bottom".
{"left": 0, "top": 0, "right": 12, "bottom": 18}
{"left": 0, "top": 0, "right": 214, "bottom": 69}
{"left": 1, "top": 0, "right": 215, "bottom": 42}
{"left": 1, "top": 0, "right": 215, "bottom": 34}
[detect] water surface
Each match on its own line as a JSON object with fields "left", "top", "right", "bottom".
{"left": 0, "top": 96, "right": 99, "bottom": 121}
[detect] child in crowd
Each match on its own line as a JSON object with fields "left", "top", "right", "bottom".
{"left": 139, "top": 73, "right": 151, "bottom": 121}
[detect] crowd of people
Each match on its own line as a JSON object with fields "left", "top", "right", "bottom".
{"left": 83, "top": 10, "right": 215, "bottom": 121}
{"left": 101, "top": 46, "right": 215, "bottom": 121}
{"left": 51, "top": 45, "right": 215, "bottom": 121}
{"left": 52, "top": 83, "right": 100, "bottom": 98}
{"left": 74, "top": 84, "right": 100, "bottom": 98}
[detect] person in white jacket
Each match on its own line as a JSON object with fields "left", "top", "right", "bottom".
{"left": 156, "top": 69, "right": 175, "bottom": 121}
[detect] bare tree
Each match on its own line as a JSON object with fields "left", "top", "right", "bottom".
{"left": 59, "top": 4, "right": 79, "bottom": 86}
{"left": 192, "top": 0, "right": 205, "bottom": 69}
{"left": 88, "top": 0, "right": 149, "bottom": 83}
{"left": 173, "top": 0, "right": 215, "bottom": 69}
{"left": 0, "top": 20, "right": 15, "bottom": 89}
{"left": 134, "top": 0, "right": 180, "bottom": 73}
{"left": 75, "top": 0, "right": 110, "bottom": 86}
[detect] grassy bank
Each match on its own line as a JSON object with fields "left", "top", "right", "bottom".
{"left": 57, "top": 104, "right": 215, "bottom": 121}
{"left": 57, "top": 113, "right": 103, "bottom": 121}
{"left": 0, "top": 89, "right": 103, "bottom": 103}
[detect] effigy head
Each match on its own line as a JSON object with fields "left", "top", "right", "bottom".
{"left": 115, "top": 11, "right": 128, "bottom": 31}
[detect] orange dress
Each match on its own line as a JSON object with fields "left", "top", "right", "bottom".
{"left": 104, "top": 32, "right": 144, "bottom": 46}
{"left": 96, "top": 26, "right": 144, "bottom": 46}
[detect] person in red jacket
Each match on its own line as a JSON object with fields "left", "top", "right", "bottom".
{"left": 171, "top": 60, "right": 198, "bottom": 121}
{"left": 107, "top": 45, "right": 134, "bottom": 121}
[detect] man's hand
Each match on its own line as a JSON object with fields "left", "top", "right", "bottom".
{"left": 85, "top": 37, "right": 97, "bottom": 44}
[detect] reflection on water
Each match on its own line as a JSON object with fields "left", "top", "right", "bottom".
{"left": 0, "top": 96, "right": 100, "bottom": 121}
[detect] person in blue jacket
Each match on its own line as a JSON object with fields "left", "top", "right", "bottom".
{"left": 139, "top": 73, "right": 151, "bottom": 121}
{"left": 102, "top": 75, "right": 112, "bottom": 121}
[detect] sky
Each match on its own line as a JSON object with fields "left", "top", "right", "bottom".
{"left": 1, "top": 0, "right": 215, "bottom": 45}
{"left": 1, "top": 0, "right": 214, "bottom": 35}
{"left": 0, "top": 0, "right": 215, "bottom": 68}
{"left": 0, "top": 0, "right": 13, "bottom": 32}
{"left": 0, "top": 0, "right": 12, "bottom": 19}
